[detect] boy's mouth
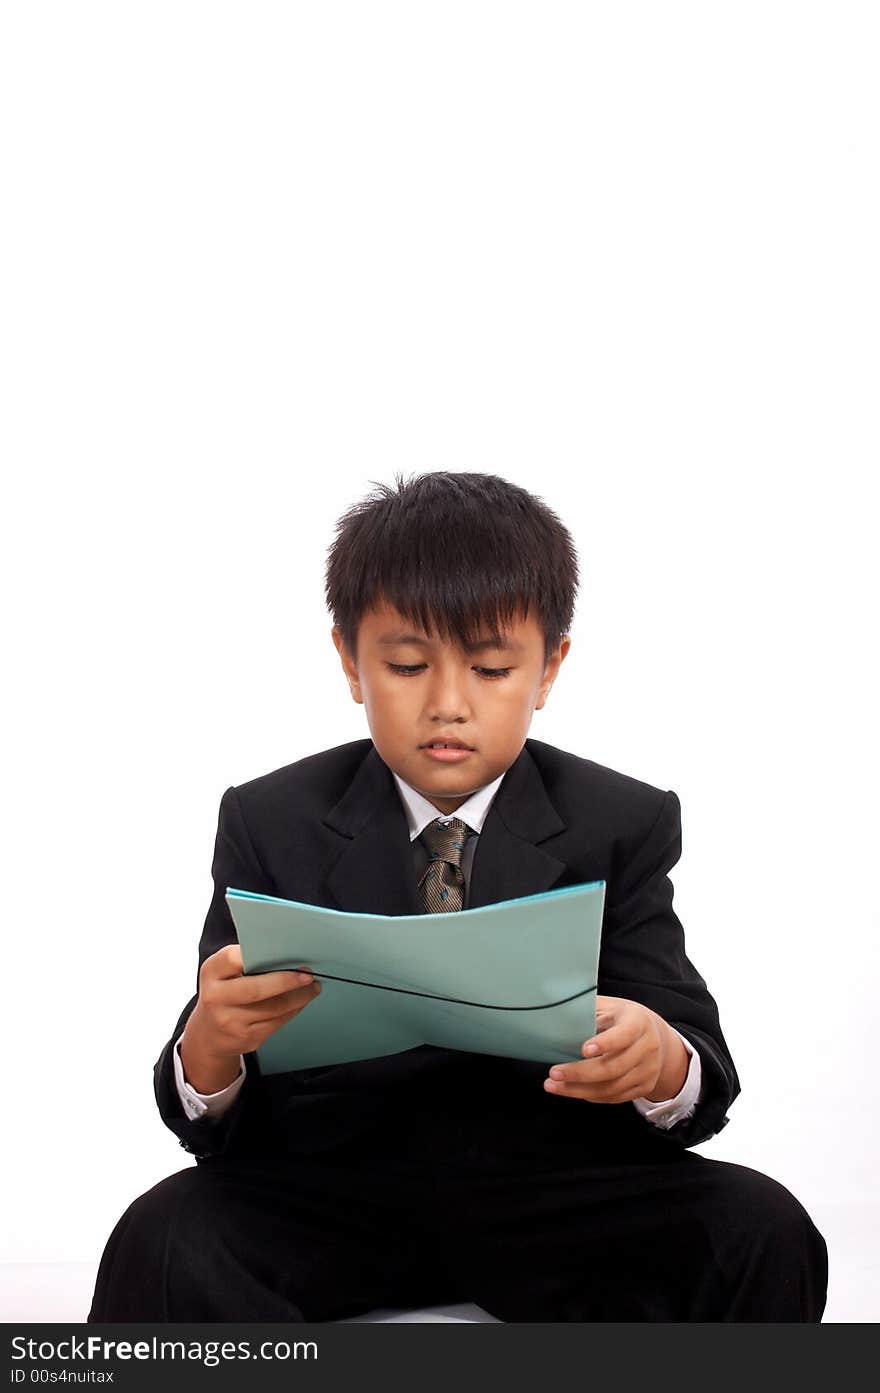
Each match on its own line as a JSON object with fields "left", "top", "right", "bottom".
{"left": 420, "top": 738, "right": 475, "bottom": 762}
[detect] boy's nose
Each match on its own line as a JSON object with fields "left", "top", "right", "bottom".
{"left": 425, "top": 691, "right": 472, "bottom": 721}
{"left": 420, "top": 665, "right": 470, "bottom": 707}
{"left": 423, "top": 678, "right": 472, "bottom": 715}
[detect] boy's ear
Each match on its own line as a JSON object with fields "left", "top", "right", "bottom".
{"left": 331, "top": 626, "right": 364, "bottom": 704}
{"left": 535, "top": 634, "right": 571, "bottom": 711}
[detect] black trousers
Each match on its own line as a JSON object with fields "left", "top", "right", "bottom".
{"left": 87, "top": 1139, "right": 828, "bottom": 1323}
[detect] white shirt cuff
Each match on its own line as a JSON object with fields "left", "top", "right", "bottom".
{"left": 173, "top": 1031, "right": 246, "bottom": 1122}
{"left": 631, "top": 1028, "right": 702, "bottom": 1130}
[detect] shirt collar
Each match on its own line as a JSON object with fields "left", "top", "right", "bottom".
{"left": 391, "top": 767, "right": 508, "bottom": 841}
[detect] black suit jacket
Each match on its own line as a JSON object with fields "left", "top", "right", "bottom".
{"left": 154, "top": 738, "right": 740, "bottom": 1167}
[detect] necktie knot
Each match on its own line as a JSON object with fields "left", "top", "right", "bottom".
{"left": 419, "top": 816, "right": 472, "bottom": 869}
{"left": 417, "top": 816, "right": 474, "bottom": 912}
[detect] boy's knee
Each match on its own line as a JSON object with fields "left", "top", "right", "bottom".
{"left": 90, "top": 1168, "right": 206, "bottom": 1321}
{"left": 702, "top": 1162, "right": 829, "bottom": 1319}
{"left": 718, "top": 1163, "right": 827, "bottom": 1261}
{"left": 117, "top": 1167, "right": 206, "bottom": 1240}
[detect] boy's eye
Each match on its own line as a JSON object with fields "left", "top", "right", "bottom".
{"left": 387, "top": 663, "right": 511, "bottom": 679}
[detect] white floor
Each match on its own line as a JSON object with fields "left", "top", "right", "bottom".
{"left": 1, "top": 1203, "right": 875, "bottom": 1322}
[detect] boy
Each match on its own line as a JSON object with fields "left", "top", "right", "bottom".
{"left": 89, "top": 471, "right": 828, "bottom": 1322}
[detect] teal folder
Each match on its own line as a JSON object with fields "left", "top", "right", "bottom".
{"left": 226, "top": 880, "right": 605, "bottom": 1074}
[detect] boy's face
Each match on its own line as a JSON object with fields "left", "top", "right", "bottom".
{"left": 332, "top": 599, "right": 570, "bottom": 815}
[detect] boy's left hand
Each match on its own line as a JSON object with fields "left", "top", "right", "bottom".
{"left": 543, "top": 994, "right": 688, "bottom": 1104}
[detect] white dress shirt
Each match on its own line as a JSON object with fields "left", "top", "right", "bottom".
{"left": 174, "top": 769, "right": 702, "bottom": 1130}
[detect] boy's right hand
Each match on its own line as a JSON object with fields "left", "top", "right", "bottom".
{"left": 179, "top": 944, "right": 322, "bottom": 1094}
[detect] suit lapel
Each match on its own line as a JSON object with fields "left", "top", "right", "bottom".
{"left": 321, "top": 740, "right": 568, "bottom": 916}
{"left": 467, "top": 741, "right": 568, "bottom": 908}
{"left": 322, "top": 744, "right": 424, "bottom": 916}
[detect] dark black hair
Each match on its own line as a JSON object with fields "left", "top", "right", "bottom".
{"left": 325, "top": 470, "right": 579, "bottom": 667}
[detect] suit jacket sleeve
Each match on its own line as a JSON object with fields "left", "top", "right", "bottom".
{"left": 598, "top": 788, "right": 740, "bottom": 1147}
{"left": 153, "top": 785, "right": 273, "bottom": 1159}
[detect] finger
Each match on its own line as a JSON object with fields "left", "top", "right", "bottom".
{"left": 576, "top": 1058, "right": 654, "bottom": 1103}
{"left": 203, "top": 946, "right": 315, "bottom": 995}
{"left": 580, "top": 1032, "right": 647, "bottom": 1080}
{"left": 579, "top": 1059, "right": 658, "bottom": 1102}
{"left": 260, "top": 967, "right": 317, "bottom": 994}
{"left": 547, "top": 1034, "right": 643, "bottom": 1087}
{"left": 226, "top": 967, "right": 317, "bottom": 1007}
{"left": 205, "top": 944, "right": 244, "bottom": 978}
{"left": 545, "top": 1058, "right": 653, "bottom": 1103}
{"left": 580, "top": 1016, "right": 641, "bottom": 1059}
{"left": 547, "top": 1022, "right": 656, "bottom": 1085}
{"left": 250, "top": 979, "right": 322, "bottom": 1026}
{"left": 593, "top": 995, "right": 625, "bottom": 1023}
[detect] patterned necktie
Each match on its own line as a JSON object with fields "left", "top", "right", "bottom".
{"left": 417, "top": 816, "right": 474, "bottom": 913}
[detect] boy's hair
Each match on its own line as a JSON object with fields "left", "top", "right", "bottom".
{"left": 325, "top": 470, "right": 579, "bottom": 668}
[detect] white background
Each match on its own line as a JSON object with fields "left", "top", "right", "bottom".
{"left": 2, "top": 1, "right": 877, "bottom": 1316}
